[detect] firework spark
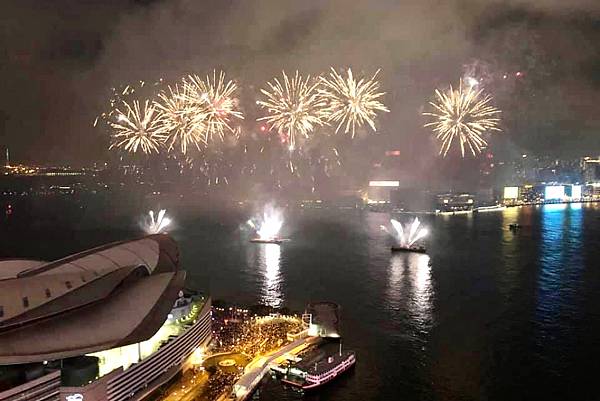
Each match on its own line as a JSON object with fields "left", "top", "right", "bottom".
{"left": 423, "top": 79, "right": 501, "bottom": 158}
{"left": 248, "top": 206, "right": 284, "bottom": 240}
{"left": 182, "top": 70, "right": 244, "bottom": 143}
{"left": 381, "top": 218, "right": 428, "bottom": 247}
{"left": 109, "top": 100, "right": 168, "bottom": 154}
{"left": 155, "top": 84, "right": 206, "bottom": 154}
{"left": 257, "top": 71, "right": 327, "bottom": 150}
{"left": 144, "top": 209, "right": 172, "bottom": 234}
{"left": 96, "top": 79, "right": 164, "bottom": 128}
{"left": 320, "top": 68, "right": 389, "bottom": 137}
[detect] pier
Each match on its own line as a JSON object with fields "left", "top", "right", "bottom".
{"left": 231, "top": 333, "right": 320, "bottom": 400}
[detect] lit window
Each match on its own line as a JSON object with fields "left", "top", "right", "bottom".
{"left": 23, "top": 297, "right": 29, "bottom": 308}
{"left": 45, "top": 289, "right": 51, "bottom": 298}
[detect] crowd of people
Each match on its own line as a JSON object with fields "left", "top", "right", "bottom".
{"left": 157, "top": 305, "right": 305, "bottom": 400}
{"left": 213, "top": 311, "right": 304, "bottom": 358}
{"left": 203, "top": 371, "right": 237, "bottom": 400}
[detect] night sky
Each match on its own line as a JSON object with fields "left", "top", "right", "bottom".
{"left": 2, "top": 0, "right": 600, "bottom": 165}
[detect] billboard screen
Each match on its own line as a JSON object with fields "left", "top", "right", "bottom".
{"left": 571, "top": 185, "right": 582, "bottom": 199}
{"left": 545, "top": 185, "right": 565, "bottom": 200}
{"left": 503, "top": 186, "right": 519, "bottom": 199}
{"left": 369, "top": 181, "right": 400, "bottom": 187}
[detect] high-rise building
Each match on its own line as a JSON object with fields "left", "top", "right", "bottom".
{"left": 582, "top": 157, "right": 600, "bottom": 183}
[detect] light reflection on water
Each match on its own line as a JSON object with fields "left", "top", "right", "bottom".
{"left": 259, "top": 243, "right": 283, "bottom": 308}
{"left": 536, "top": 203, "right": 584, "bottom": 338}
{"left": 387, "top": 253, "right": 433, "bottom": 331}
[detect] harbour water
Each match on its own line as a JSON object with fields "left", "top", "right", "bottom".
{"left": 1, "top": 203, "right": 599, "bottom": 400}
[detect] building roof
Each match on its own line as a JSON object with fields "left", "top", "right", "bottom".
{"left": 0, "top": 235, "right": 185, "bottom": 365}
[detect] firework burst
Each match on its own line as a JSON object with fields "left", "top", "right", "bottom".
{"left": 319, "top": 68, "right": 389, "bottom": 137}
{"left": 109, "top": 100, "right": 168, "bottom": 154}
{"left": 182, "top": 70, "right": 244, "bottom": 143}
{"left": 155, "top": 84, "right": 206, "bottom": 154}
{"left": 257, "top": 71, "right": 327, "bottom": 150}
{"left": 423, "top": 79, "right": 501, "bottom": 158}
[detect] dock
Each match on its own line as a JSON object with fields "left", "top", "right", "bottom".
{"left": 230, "top": 333, "right": 320, "bottom": 400}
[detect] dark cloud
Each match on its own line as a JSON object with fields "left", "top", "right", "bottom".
{"left": 2, "top": 0, "right": 600, "bottom": 164}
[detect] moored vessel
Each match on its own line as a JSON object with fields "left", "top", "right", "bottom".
{"left": 249, "top": 238, "right": 284, "bottom": 244}
{"left": 280, "top": 349, "right": 356, "bottom": 390}
{"left": 391, "top": 244, "right": 427, "bottom": 253}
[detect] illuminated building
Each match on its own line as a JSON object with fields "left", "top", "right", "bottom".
{"left": 544, "top": 185, "right": 566, "bottom": 201}
{"left": 0, "top": 236, "right": 212, "bottom": 401}
{"left": 566, "top": 184, "right": 582, "bottom": 200}
{"left": 436, "top": 193, "right": 475, "bottom": 212}
{"left": 367, "top": 180, "right": 399, "bottom": 205}
{"left": 503, "top": 186, "right": 519, "bottom": 200}
{"left": 503, "top": 186, "right": 519, "bottom": 205}
{"left": 518, "top": 185, "right": 537, "bottom": 203}
{"left": 582, "top": 157, "right": 600, "bottom": 183}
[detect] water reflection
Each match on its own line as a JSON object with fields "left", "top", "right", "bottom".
{"left": 499, "top": 207, "right": 520, "bottom": 297}
{"left": 536, "top": 203, "right": 584, "bottom": 340}
{"left": 258, "top": 244, "right": 283, "bottom": 308}
{"left": 387, "top": 253, "right": 433, "bottom": 330}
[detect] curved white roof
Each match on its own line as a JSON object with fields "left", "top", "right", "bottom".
{"left": 0, "top": 260, "right": 46, "bottom": 280}
{"left": 0, "top": 234, "right": 184, "bottom": 364}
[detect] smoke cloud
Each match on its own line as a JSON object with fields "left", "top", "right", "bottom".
{"left": 2, "top": 0, "right": 600, "bottom": 165}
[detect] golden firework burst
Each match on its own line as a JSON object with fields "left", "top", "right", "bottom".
{"left": 109, "top": 99, "right": 168, "bottom": 154}
{"left": 181, "top": 70, "right": 244, "bottom": 143}
{"left": 155, "top": 84, "right": 206, "bottom": 154}
{"left": 257, "top": 71, "right": 327, "bottom": 150}
{"left": 423, "top": 79, "right": 501, "bottom": 157}
{"left": 319, "top": 67, "right": 389, "bottom": 137}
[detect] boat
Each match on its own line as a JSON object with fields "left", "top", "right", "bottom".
{"left": 280, "top": 350, "right": 356, "bottom": 390}
{"left": 391, "top": 245, "right": 427, "bottom": 254}
{"left": 508, "top": 223, "right": 522, "bottom": 230}
{"left": 249, "top": 238, "right": 284, "bottom": 244}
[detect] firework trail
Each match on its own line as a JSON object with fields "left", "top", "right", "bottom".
{"left": 198, "top": 148, "right": 233, "bottom": 187}
{"left": 320, "top": 67, "right": 389, "bottom": 137}
{"left": 423, "top": 79, "right": 501, "bottom": 158}
{"left": 257, "top": 71, "right": 327, "bottom": 151}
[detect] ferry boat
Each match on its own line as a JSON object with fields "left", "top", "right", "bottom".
{"left": 280, "top": 350, "right": 356, "bottom": 390}
{"left": 391, "top": 245, "right": 427, "bottom": 254}
{"left": 249, "top": 238, "right": 284, "bottom": 244}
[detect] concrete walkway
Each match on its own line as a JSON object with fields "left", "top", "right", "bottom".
{"left": 231, "top": 335, "right": 320, "bottom": 400}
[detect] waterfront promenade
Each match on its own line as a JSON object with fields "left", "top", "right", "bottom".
{"left": 231, "top": 333, "right": 320, "bottom": 400}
